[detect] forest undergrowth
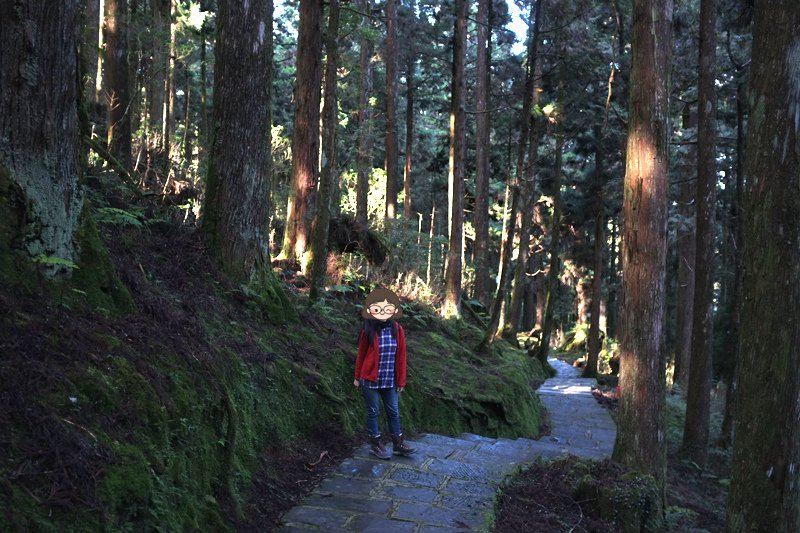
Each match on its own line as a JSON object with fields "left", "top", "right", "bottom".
{"left": 493, "top": 355, "right": 730, "bottom": 533}
{"left": 0, "top": 189, "right": 547, "bottom": 531}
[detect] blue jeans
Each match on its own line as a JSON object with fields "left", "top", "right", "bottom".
{"left": 361, "top": 386, "right": 401, "bottom": 437}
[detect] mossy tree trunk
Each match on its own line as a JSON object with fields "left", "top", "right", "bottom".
{"left": 281, "top": 0, "right": 323, "bottom": 271}
{"left": 309, "top": 0, "right": 340, "bottom": 301}
{"left": 202, "top": 0, "right": 273, "bottom": 279}
{"left": 727, "top": 3, "right": 800, "bottom": 531}
{"left": 0, "top": 0, "right": 84, "bottom": 267}
{"left": 473, "top": 0, "right": 491, "bottom": 307}
{"left": 355, "top": 0, "right": 373, "bottom": 227}
{"left": 682, "top": 0, "right": 717, "bottom": 467}
{"left": 104, "top": 0, "right": 132, "bottom": 170}
{"left": 384, "top": 0, "right": 398, "bottom": 219}
{"left": 441, "top": 0, "right": 467, "bottom": 319}
{"left": 612, "top": 0, "right": 672, "bottom": 507}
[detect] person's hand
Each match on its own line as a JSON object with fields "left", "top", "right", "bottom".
{"left": 397, "top": 386, "right": 405, "bottom": 393}
{"left": 353, "top": 379, "right": 360, "bottom": 388}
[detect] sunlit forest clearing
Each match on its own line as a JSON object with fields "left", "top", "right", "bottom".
{"left": 1, "top": 0, "right": 798, "bottom": 531}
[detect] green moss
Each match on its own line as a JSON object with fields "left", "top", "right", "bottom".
{"left": 67, "top": 210, "right": 136, "bottom": 316}
{"left": 600, "top": 472, "right": 663, "bottom": 532}
{"left": 245, "top": 272, "right": 298, "bottom": 324}
{"left": 3, "top": 280, "right": 547, "bottom": 531}
{"left": 97, "top": 444, "right": 153, "bottom": 522}
{"left": 0, "top": 480, "right": 103, "bottom": 533}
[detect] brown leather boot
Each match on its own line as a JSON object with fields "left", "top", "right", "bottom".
{"left": 391, "top": 433, "right": 416, "bottom": 455}
{"left": 369, "top": 434, "right": 391, "bottom": 460}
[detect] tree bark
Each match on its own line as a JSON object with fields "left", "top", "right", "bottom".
{"left": 682, "top": 0, "right": 717, "bottom": 467}
{"left": 355, "top": 0, "right": 373, "bottom": 227}
{"left": 281, "top": 0, "right": 323, "bottom": 270}
{"left": 310, "top": 0, "right": 340, "bottom": 300}
{"left": 727, "top": 4, "right": 800, "bottom": 531}
{"left": 674, "top": 107, "right": 697, "bottom": 394}
{"left": 403, "top": 32, "right": 415, "bottom": 223}
{"left": 104, "top": 0, "right": 132, "bottom": 170}
{"left": 0, "top": 0, "right": 84, "bottom": 266}
{"left": 611, "top": 0, "right": 672, "bottom": 505}
{"left": 201, "top": 0, "right": 273, "bottom": 278}
{"left": 473, "top": 0, "right": 491, "bottom": 307}
{"left": 384, "top": 0, "right": 398, "bottom": 219}
{"left": 442, "top": 0, "right": 467, "bottom": 318}
{"left": 585, "top": 126, "right": 605, "bottom": 379}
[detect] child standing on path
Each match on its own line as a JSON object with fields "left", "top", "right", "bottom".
{"left": 353, "top": 288, "right": 416, "bottom": 459}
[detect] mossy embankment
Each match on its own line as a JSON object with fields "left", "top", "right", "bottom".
{"left": 0, "top": 217, "right": 546, "bottom": 531}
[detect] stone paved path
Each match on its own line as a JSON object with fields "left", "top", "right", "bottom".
{"left": 277, "top": 358, "right": 616, "bottom": 532}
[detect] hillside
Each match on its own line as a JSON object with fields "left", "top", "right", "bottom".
{"left": 0, "top": 210, "right": 546, "bottom": 531}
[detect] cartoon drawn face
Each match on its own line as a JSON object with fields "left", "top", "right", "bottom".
{"left": 367, "top": 299, "right": 397, "bottom": 320}
{"left": 361, "top": 287, "right": 403, "bottom": 321}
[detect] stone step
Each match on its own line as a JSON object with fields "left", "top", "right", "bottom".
{"left": 278, "top": 357, "right": 617, "bottom": 532}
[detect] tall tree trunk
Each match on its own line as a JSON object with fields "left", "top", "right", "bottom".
{"left": 606, "top": 215, "right": 618, "bottom": 339}
{"left": 105, "top": 0, "right": 132, "bottom": 169}
{"left": 682, "top": 0, "right": 717, "bottom": 467}
{"left": 523, "top": 252, "right": 537, "bottom": 330}
{"left": 426, "top": 203, "right": 436, "bottom": 285}
{"left": 355, "top": 0, "right": 373, "bottom": 227}
{"left": 585, "top": 125, "right": 605, "bottom": 379}
{"left": 718, "top": 67, "right": 746, "bottom": 448}
{"left": 403, "top": 40, "right": 415, "bottom": 222}
{"left": 727, "top": 4, "right": 800, "bottom": 531}
{"left": 442, "top": 0, "right": 467, "bottom": 318}
{"left": 384, "top": 0, "right": 398, "bottom": 219}
{"left": 508, "top": 23, "right": 543, "bottom": 336}
{"left": 674, "top": 107, "right": 697, "bottom": 394}
{"left": 199, "top": 20, "right": 210, "bottom": 158}
{"left": 536, "top": 126, "right": 564, "bottom": 367}
{"left": 182, "top": 68, "right": 192, "bottom": 172}
{"left": 281, "top": 0, "right": 323, "bottom": 270}
{"left": 82, "top": 0, "right": 101, "bottom": 104}
{"left": 95, "top": 0, "right": 106, "bottom": 103}
{"left": 163, "top": 0, "right": 177, "bottom": 168}
{"left": 473, "top": 0, "right": 491, "bottom": 307}
{"left": 310, "top": 0, "right": 340, "bottom": 300}
{"left": 483, "top": 0, "right": 538, "bottom": 345}
{"left": 612, "top": 0, "right": 672, "bottom": 505}
{"left": 147, "top": 0, "right": 168, "bottom": 152}
{"left": 201, "top": 0, "right": 272, "bottom": 278}
{"left": 0, "top": 0, "right": 84, "bottom": 266}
